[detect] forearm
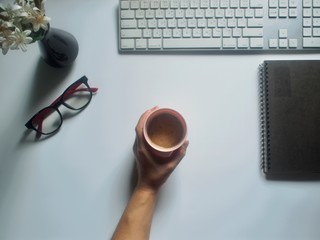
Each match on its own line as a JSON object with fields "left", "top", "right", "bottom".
{"left": 112, "top": 187, "right": 159, "bottom": 240}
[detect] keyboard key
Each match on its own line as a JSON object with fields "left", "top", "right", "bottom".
{"left": 220, "top": 0, "right": 230, "bottom": 8}
{"left": 313, "top": 8, "right": 320, "bottom": 17}
{"left": 205, "top": 9, "right": 215, "bottom": 17}
{"left": 163, "top": 38, "right": 222, "bottom": 48}
{"left": 233, "top": 28, "right": 242, "bottom": 37}
{"left": 193, "top": 29, "right": 202, "bottom": 37}
{"left": 210, "top": 0, "right": 219, "bottom": 8}
{"left": 200, "top": 0, "right": 210, "bottom": 8}
{"left": 279, "top": 39, "right": 288, "bottom": 48}
{"left": 165, "top": 9, "right": 174, "bottom": 18}
{"left": 250, "top": 38, "right": 264, "bottom": 48}
{"left": 314, "top": 0, "right": 320, "bottom": 7}
{"left": 148, "top": 39, "right": 162, "bottom": 48}
{"left": 235, "top": 9, "right": 245, "bottom": 18}
{"left": 243, "top": 28, "right": 263, "bottom": 37}
{"left": 131, "top": 1, "right": 140, "bottom": 9}
{"left": 121, "top": 10, "right": 135, "bottom": 19}
{"left": 279, "top": 29, "right": 288, "bottom": 38}
{"left": 203, "top": 29, "right": 212, "bottom": 37}
{"left": 176, "top": 9, "right": 184, "bottom": 18}
{"left": 223, "top": 29, "right": 232, "bottom": 37}
{"left": 289, "top": 38, "right": 298, "bottom": 48}
{"left": 228, "top": 19, "right": 237, "bottom": 27}
{"left": 269, "top": 39, "right": 278, "bottom": 48}
{"left": 136, "top": 10, "right": 145, "bottom": 19}
{"left": 183, "top": 29, "right": 192, "bottom": 37}
{"left": 153, "top": 29, "right": 162, "bottom": 38}
{"left": 303, "top": 37, "right": 320, "bottom": 47}
{"left": 313, "top": 28, "right": 320, "bottom": 36}
{"left": 173, "top": 29, "right": 182, "bottom": 37}
{"left": 212, "top": 29, "right": 222, "bottom": 37}
{"left": 181, "top": 0, "right": 189, "bottom": 8}
{"left": 247, "top": 19, "right": 263, "bottom": 27}
{"left": 289, "top": 8, "right": 298, "bottom": 18}
{"left": 150, "top": 0, "right": 160, "bottom": 9}
{"left": 121, "top": 20, "right": 138, "bottom": 29}
{"left": 279, "top": 8, "right": 288, "bottom": 17}
{"left": 289, "top": 0, "right": 298, "bottom": 7}
{"left": 146, "top": 10, "right": 155, "bottom": 18}
{"left": 121, "top": 1, "right": 130, "bottom": 9}
{"left": 245, "top": 9, "right": 255, "bottom": 18}
{"left": 240, "top": 0, "right": 250, "bottom": 8}
{"left": 303, "top": 0, "right": 312, "bottom": 7}
{"left": 303, "top": 18, "right": 312, "bottom": 27}
{"left": 230, "top": 0, "right": 239, "bottom": 8}
{"left": 143, "top": 29, "right": 152, "bottom": 38}
{"left": 121, "top": 39, "right": 135, "bottom": 49}
{"left": 237, "top": 19, "right": 247, "bottom": 27}
{"left": 269, "top": 8, "right": 278, "bottom": 17}
{"left": 136, "top": 39, "right": 147, "bottom": 48}
{"left": 313, "top": 18, "right": 320, "bottom": 26}
{"left": 208, "top": 19, "right": 217, "bottom": 27}
{"left": 121, "top": 29, "right": 142, "bottom": 38}
{"left": 279, "top": 0, "right": 288, "bottom": 8}
{"left": 141, "top": 0, "right": 150, "bottom": 9}
{"left": 250, "top": 0, "right": 263, "bottom": 8}
{"left": 190, "top": 0, "right": 199, "bottom": 8}
{"left": 223, "top": 38, "right": 237, "bottom": 48}
{"left": 269, "top": 0, "right": 278, "bottom": 8}
{"left": 255, "top": 9, "right": 264, "bottom": 18}
{"left": 238, "top": 38, "right": 249, "bottom": 48}
{"left": 303, "top": 28, "right": 312, "bottom": 36}
{"left": 163, "top": 29, "right": 172, "bottom": 37}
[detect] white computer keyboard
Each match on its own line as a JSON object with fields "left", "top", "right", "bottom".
{"left": 119, "top": 0, "right": 320, "bottom": 52}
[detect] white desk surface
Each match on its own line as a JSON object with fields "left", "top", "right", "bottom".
{"left": 1, "top": 1, "right": 320, "bottom": 239}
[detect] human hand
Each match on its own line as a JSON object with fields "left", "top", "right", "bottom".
{"left": 133, "top": 106, "right": 189, "bottom": 193}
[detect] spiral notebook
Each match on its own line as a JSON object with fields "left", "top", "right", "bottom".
{"left": 259, "top": 60, "right": 320, "bottom": 177}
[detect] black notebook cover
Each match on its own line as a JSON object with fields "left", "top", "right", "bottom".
{"left": 259, "top": 60, "right": 320, "bottom": 177}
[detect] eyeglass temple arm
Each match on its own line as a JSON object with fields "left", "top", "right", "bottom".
{"left": 32, "top": 84, "right": 98, "bottom": 138}
{"left": 50, "top": 83, "right": 98, "bottom": 107}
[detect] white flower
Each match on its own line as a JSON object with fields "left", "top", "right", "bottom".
{"left": 0, "top": 34, "right": 15, "bottom": 55}
{"left": 1, "top": 37, "right": 13, "bottom": 55}
{"left": 0, "top": 0, "right": 50, "bottom": 54}
{"left": 20, "top": 1, "right": 49, "bottom": 30}
{"left": 0, "top": 3, "right": 21, "bottom": 18}
{"left": 24, "top": 7, "right": 50, "bottom": 32}
{"left": 0, "top": 22, "right": 14, "bottom": 55}
{"left": 10, "top": 28, "right": 32, "bottom": 52}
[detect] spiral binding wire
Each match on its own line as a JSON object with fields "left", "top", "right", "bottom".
{"left": 259, "top": 62, "right": 271, "bottom": 173}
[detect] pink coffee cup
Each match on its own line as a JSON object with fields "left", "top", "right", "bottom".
{"left": 143, "top": 108, "right": 187, "bottom": 158}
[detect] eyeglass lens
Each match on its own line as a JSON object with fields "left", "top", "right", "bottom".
{"left": 32, "top": 107, "right": 62, "bottom": 135}
{"left": 63, "top": 82, "right": 92, "bottom": 110}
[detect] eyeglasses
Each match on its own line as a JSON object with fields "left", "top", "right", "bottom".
{"left": 25, "top": 76, "right": 98, "bottom": 138}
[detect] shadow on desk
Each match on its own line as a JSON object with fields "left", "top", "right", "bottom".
{"left": 26, "top": 58, "right": 74, "bottom": 113}
{"left": 17, "top": 58, "right": 75, "bottom": 142}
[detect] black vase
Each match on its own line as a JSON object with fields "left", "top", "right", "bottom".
{"left": 38, "top": 27, "right": 79, "bottom": 68}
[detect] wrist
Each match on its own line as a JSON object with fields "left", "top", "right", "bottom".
{"left": 135, "top": 184, "right": 160, "bottom": 196}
